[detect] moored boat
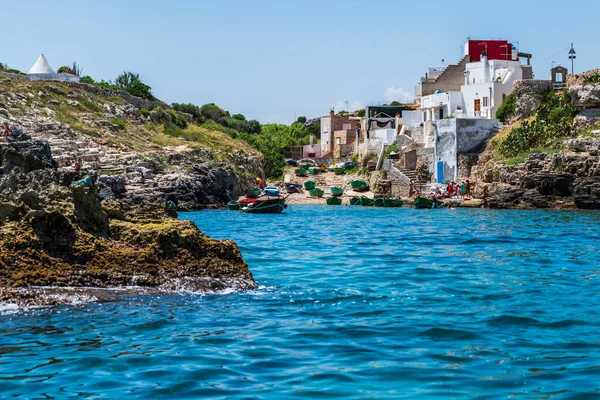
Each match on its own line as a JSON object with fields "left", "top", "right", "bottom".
{"left": 334, "top": 168, "right": 345, "bottom": 175}
{"left": 295, "top": 168, "right": 308, "bottom": 177}
{"left": 349, "top": 197, "right": 361, "bottom": 206}
{"left": 241, "top": 197, "right": 286, "bottom": 214}
{"left": 351, "top": 180, "right": 369, "bottom": 192}
{"left": 227, "top": 200, "right": 240, "bottom": 210}
{"left": 246, "top": 187, "right": 262, "bottom": 198}
{"left": 285, "top": 183, "right": 302, "bottom": 193}
{"left": 309, "top": 188, "right": 325, "bottom": 197}
{"left": 383, "top": 198, "right": 404, "bottom": 208}
{"left": 309, "top": 167, "right": 320, "bottom": 175}
{"left": 372, "top": 197, "right": 384, "bottom": 207}
{"left": 414, "top": 196, "right": 444, "bottom": 209}
{"left": 264, "top": 185, "right": 280, "bottom": 197}
{"left": 330, "top": 186, "right": 344, "bottom": 197}
{"left": 304, "top": 180, "right": 316, "bottom": 190}
{"left": 326, "top": 197, "right": 342, "bottom": 205}
{"left": 360, "top": 196, "right": 374, "bottom": 206}
{"left": 319, "top": 165, "right": 328, "bottom": 172}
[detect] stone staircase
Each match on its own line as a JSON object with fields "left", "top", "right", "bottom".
{"left": 399, "top": 168, "right": 418, "bottom": 181}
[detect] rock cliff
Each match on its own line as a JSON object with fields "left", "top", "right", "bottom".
{"left": 0, "top": 138, "right": 256, "bottom": 307}
{"left": 0, "top": 78, "right": 264, "bottom": 209}
{"left": 472, "top": 79, "right": 600, "bottom": 209}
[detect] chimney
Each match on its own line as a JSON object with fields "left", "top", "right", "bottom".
{"left": 482, "top": 51, "right": 489, "bottom": 83}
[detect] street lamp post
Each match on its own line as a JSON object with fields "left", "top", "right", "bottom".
{"left": 568, "top": 43, "right": 576, "bottom": 75}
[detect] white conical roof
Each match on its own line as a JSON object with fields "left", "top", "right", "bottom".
{"left": 28, "top": 54, "right": 54, "bottom": 74}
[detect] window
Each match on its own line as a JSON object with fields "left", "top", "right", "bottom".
{"left": 482, "top": 97, "right": 488, "bottom": 107}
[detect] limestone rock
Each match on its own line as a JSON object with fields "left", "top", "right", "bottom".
{"left": 573, "top": 177, "right": 600, "bottom": 209}
{"left": 569, "top": 85, "right": 600, "bottom": 108}
{"left": 574, "top": 108, "right": 600, "bottom": 127}
{"left": 515, "top": 95, "right": 541, "bottom": 120}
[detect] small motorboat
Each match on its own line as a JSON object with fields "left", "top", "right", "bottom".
{"left": 264, "top": 186, "right": 280, "bottom": 197}
{"left": 304, "top": 180, "right": 316, "bottom": 190}
{"left": 227, "top": 200, "right": 240, "bottom": 210}
{"left": 383, "top": 198, "right": 404, "bottom": 208}
{"left": 330, "top": 186, "right": 344, "bottom": 197}
{"left": 245, "top": 187, "right": 262, "bottom": 198}
{"left": 241, "top": 197, "right": 286, "bottom": 214}
{"left": 334, "top": 168, "right": 345, "bottom": 175}
{"left": 308, "top": 167, "right": 320, "bottom": 175}
{"left": 286, "top": 159, "right": 298, "bottom": 166}
{"left": 326, "top": 197, "right": 342, "bottom": 205}
{"left": 295, "top": 168, "right": 308, "bottom": 177}
{"left": 414, "top": 196, "right": 444, "bottom": 209}
{"left": 359, "top": 196, "right": 374, "bottom": 206}
{"left": 351, "top": 180, "right": 369, "bottom": 192}
{"left": 285, "top": 183, "right": 302, "bottom": 193}
{"left": 349, "top": 197, "right": 361, "bottom": 206}
{"left": 309, "top": 188, "right": 324, "bottom": 198}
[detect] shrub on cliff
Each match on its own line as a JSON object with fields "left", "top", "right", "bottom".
{"left": 496, "top": 93, "right": 517, "bottom": 123}
{"left": 115, "top": 71, "right": 156, "bottom": 101}
{"left": 57, "top": 66, "right": 74, "bottom": 74}
{"left": 499, "top": 92, "right": 578, "bottom": 157}
{"left": 0, "top": 62, "right": 25, "bottom": 75}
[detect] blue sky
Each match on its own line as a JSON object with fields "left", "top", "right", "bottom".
{"left": 1, "top": 0, "right": 596, "bottom": 123}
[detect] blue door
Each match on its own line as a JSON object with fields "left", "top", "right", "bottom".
{"left": 437, "top": 161, "right": 444, "bottom": 184}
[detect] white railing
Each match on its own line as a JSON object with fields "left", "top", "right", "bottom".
{"left": 376, "top": 142, "right": 385, "bottom": 171}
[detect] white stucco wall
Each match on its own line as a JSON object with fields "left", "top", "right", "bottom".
{"left": 434, "top": 119, "right": 458, "bottom": 183}
{"left": 374, "top": 129, "right": 395, "bottom": 144}
{"left": 401, "top": 110, "right": 421, "bottom": 128}
{"left": 434, "top": 118, "right": 498, "bottom": 182}
{"left": 320, "top": 116, "right": 330, "bottom": 153}
{"left": 28, "top": 73, "right": 81, "bottom": 82}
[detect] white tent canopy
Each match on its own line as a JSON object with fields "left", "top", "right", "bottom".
{"left": 28, "top": 54, "right": 54, "bottom": 74}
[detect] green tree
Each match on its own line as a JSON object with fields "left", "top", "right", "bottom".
{"left": 57, "top": 66, "right": 74, "bottom": 74}
{"left": 115, "top": 71, "right": 155, "bottom": 100}
{"left": 296, "top": 116, "right": 307, "bottom": 124}
{"left": 80, "top": 75, "right": 95, "bottom": 84}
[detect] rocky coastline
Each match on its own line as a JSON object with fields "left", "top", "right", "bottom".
{"left": 0, "top": 136, "right": 256, "bottom": 307}
{"left": 471, "top": 83, "right": 600, "bottom": 210}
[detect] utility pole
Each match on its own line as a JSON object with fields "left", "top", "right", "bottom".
{"left": 569, "top": 43, "right": 576, "bottom": 75}
{"left": 345, "top": 100, "right": 349, "bottom": 113}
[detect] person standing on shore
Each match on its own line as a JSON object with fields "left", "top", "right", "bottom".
{"left": 465, "top": 179, "right": 471, "bottom": 197}
{"left": 2, "top": 120, "right": 11, "bottom": 142}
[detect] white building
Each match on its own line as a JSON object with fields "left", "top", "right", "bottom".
{"left": 26, "top": 54, "right": 80, "bottom": 82}
{"left": 410, "top": 41, "right": 529, "bottom": 123}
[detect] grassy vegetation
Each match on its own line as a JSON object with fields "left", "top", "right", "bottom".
{"left": 498, "top": 91, "right": 578, "bottom": 158}
{"left": 495, "top": 92, "right": 517, "bottom": 123}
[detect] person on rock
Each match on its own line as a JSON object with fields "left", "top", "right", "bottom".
{"left": 74, "top": 158, "right": 83, "bottom": 173}
{"left": 465, "top": 179, "right": 471, "bottom": 197}
{"left": 2, "top": 120, "right": 11, "bottom": 142}
{"left": 446, "top": 181, "right": 454, "bottom": 198}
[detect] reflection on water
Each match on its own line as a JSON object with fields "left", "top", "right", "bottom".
{"left": 1, "top": 206, "right": 599, "bottom": 398}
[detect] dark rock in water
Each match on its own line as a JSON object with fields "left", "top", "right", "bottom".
{"left": 573, "top": 177, "right": 600, "bottom": 209}
{"left": 0, "top": 138, "right": 256, "bottom": 306}
{"left": 487, "top": 185, "right": 525, "bottom": 208}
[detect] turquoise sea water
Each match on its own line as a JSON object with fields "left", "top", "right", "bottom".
{"left": 1, "top": 206, "right": 600, "bottom": 398}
